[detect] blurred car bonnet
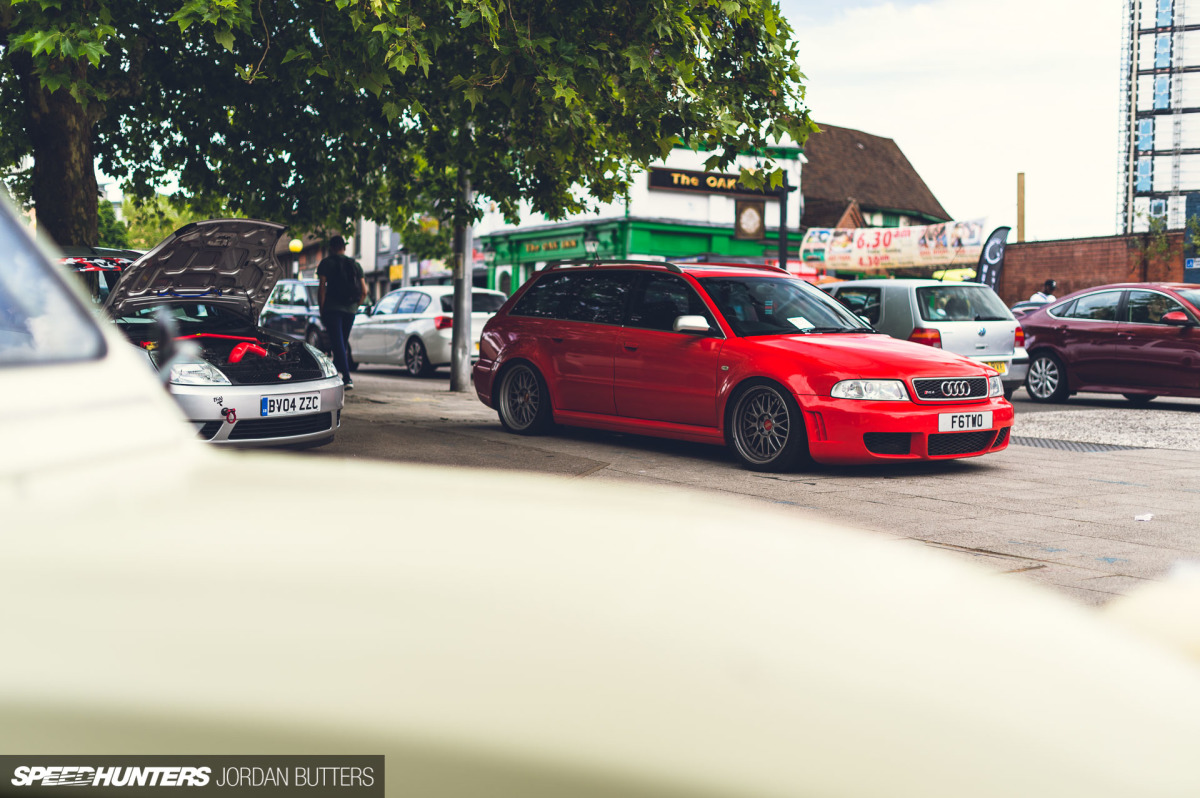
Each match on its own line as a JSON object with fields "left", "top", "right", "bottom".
{"left": 3, "top": 196, "right": 1200, "bottom": 796}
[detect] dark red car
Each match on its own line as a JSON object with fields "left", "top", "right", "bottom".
{"left": 473, "top": 261, "right": 1012, "bottom": 470}
{"left": 1021, "top": 282, "right": 1200, "bottom": 404}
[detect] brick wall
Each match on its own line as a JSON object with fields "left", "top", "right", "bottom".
{"left": 997, "top": 232, "right": 1184, "bottom": 305}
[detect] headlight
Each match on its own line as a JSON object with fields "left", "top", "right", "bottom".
{"left": 305, "top": 343, "right": 339, "bottom": 378}
{"left": 831, "top": 379, "right": 908, "bottom": 401}
{"left": 988, "top": 375, "right": 1004, "bottom": 397}
{"left": 169, "top": 361, "right": 231, "bottom": 386}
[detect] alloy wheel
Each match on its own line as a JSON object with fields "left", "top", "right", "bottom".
{"left": 405, "top": 339, "right": 425, "bottom": 375}
{"left": 1027, "top": 356, "right": 1060, "bottom": 400}
{"left": 733, "top": 386, "right": 791, "bottom": 464}
{"left": 500, "top": 366, "right": 541, "bottom": 431}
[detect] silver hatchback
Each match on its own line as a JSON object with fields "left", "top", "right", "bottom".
{"left": 828, "top": 279, "right": 1028, "bottom": 398}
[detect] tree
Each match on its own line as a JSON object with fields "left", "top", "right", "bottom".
{"left": 2, "top": 0, "right": 814, "bottom": 248}
{"left": 96, "top": 193, "right": 128, "bottom": 247}
{"left": 121, "top": 193, "right": 207, "bottom": 250}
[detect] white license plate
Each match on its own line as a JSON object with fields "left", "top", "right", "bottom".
{"left": 261, "top": 393, "right": 321, "bottom": 417}
{"left": 938, "top": 411, "right": 993, "bottom": 432}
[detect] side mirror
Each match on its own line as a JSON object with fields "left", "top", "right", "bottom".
{"left": 1162, "top": 310, "right": 1195, "bottom": 326}
{"left": 673, "top": 315, "right": 712, "bottom": 334}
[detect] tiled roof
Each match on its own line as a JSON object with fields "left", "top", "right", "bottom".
{"left": 801, "top": 123, "right": 951, "bottom": 224}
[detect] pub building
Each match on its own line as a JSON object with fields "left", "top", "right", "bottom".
{"left": 475, "top": 123, "right": 952, "bottom": 294}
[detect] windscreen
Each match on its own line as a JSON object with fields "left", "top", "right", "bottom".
{"left": 440, "top": 293, "right": 507, "bottom": 313}
{"left": 696, "top": 275, "right": 872, "bottom": 337}
{"left": 0, "top": 208, "right": 106, "bottom": 367}
{"left": 915, "top": 285, "right": 1012, "bottom": 322}
{"left": 113, "top": 302, "right": 255, "bottom": 336}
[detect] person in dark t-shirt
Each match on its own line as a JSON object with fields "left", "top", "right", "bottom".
{"left": 316, "top": 235, "right": 367, "bottom": 389}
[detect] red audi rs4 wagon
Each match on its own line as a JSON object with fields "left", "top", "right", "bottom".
{"left": 473, "top": 262, "right": 1013, "bottom": 471}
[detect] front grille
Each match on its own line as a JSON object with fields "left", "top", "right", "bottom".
{"left": 992, "top": 427, "right": 1010, "bottom": 447}
{"left": 228, "top": 412, "right": 333, "bottom": 441}
{"left": 927, "top": 430, "right": 996, "bottom": 456}
{"left": 911, "top": 377, "right": 989, "bottom": 401}
{"left": 864, "top": 432, "right": 912, "bottom": 455}
{"left": 196, "top": 421, "right": 223, "bottom": 440}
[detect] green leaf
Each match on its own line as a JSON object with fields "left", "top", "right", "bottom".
{"left": 281, "top": 47, "right": 309, "bottom": 65}
{"left": 214, "top": 30, "right": 234, "bottom": 51}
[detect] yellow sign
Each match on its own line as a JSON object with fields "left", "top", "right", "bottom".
{"left": 389, "top": 264, "right": 404, "bottom": 282}
{"left": 523, "top": 238, "right": 579, "bottom": 254}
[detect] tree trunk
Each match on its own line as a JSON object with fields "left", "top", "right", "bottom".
{"left": 11, "top": 52, "right": 99, "bottom": 250}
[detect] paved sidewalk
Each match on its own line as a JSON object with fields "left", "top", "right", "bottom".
{"left": 308, "top": 370, "right": 1200, "bottom": 605}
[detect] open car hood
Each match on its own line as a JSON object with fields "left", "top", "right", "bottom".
{"left": 104, "top": 219, "right": 285, "bottom": 320}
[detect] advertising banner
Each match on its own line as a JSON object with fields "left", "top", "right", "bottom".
{"left": 800, "top": 218, "right": 987, "bottom": 271}
{"left": 975, "top": 226, "right": 1011, "bottom": 290}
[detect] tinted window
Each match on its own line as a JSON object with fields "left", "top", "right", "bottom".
{"left": 1125, "top": 290, "right": 1187, "bottom": 323}
{"left": 627, "top": 274, "right": 712, "bottom": 332}
{"left": 697, "top": 275, "right": 869, "bottom": 337}
{"left": 833, "top": 287, "right": 882, "bottom": 324}
{"left": 0, "top": 210, "right": 106, "bottom": 366}
{"left": 304, "top": 284, "right": 320, "bottom": 306}
{"left": 438, "top": 292, "right": 507, "bottom": 313}
{"left": 510, "top": 271, "right": 632, "bottom": 324}
{"left": 374, "top": 292, "right": 403, "bottom": 315}
{"left": 397, "top": 292, "right": 422, "bottom": 313}
{"left": 413, "top": 293, "right": 431, "bottom": 313}
{"left": 915, "top": 285, "right": 1011, "bottom": 322}
{"left": 1062, "top": 292, "right": 1121, "bottom": 321}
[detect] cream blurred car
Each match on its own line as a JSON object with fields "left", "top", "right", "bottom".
{"left": 4, "top": 196, "right": 1200, "bottom": 796}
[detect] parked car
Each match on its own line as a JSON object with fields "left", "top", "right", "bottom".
{"left": 1010, "top": 299, "right": 1049, "bottom": 318}
{"left": 350, "top": 285, "right": 507, "bottom": 377}
{"left": 60, "top": 245, "right": 142, "bottom": 303}
{"left": 1021, "top": 282, "right": 1200, "bottom": 404}
{"left": 827, "top": 279, "right": 1028, "bottom": 398}
{"left": 103, "top": 219, "right": 345, "bottom": 445}
{"left": 6, "top": 196, "right": 1200, "bottom": 797}
{"left": 474, "top": 262, "right": 1013, "bottom": 471}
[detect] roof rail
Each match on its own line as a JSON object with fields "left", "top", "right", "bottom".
{"left": 677, "top": 261, "right": 790, "bottom": 275}
{"left": 539, "top": 259, "right": 686, "bottom": 273}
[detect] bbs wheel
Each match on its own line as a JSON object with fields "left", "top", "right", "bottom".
{"left": 1025, "top": 352, "right": 1069, "bottom": 403}
{"left": 497, "top": 362, "right": 553, "bottom": 435}
{"left": 404, "top": 337, "right": 434, "bottom": 377}
{"left": 727, "top": 381, "right": 810, "bottom": 472}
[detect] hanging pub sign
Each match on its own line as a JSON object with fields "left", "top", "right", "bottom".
{"left": 799, "top": 218, "right": 988, "bottom": 271}
{"left": 648, "top": 167, "right": 774, "bottom": 197}
{"left": 734, "top": 200, "right": 766, "bottom": 240}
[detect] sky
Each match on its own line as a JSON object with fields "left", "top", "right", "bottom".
{"left": 778, "top": 0, "right": 1122, "bottom": 242}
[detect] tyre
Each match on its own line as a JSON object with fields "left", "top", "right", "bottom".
{"left": 726, "top": 381, "right": 811, "bottom": 472}
{"left": 497, "top": 362, "right": 553, "bottom": 435}
{"left": 1123, "top": 393, "right": 1157, "bottom": 406}
{"left": 1003, "top": 383, "right": 1016, "bottom": 401}
{"left": 1025, "top": 352, "right": 1069, "bottom": 403}
{"left": 305, "top": 327, "right": 325, "bottom": 351}
{"left": 404, "top": 337, "right": 434, "bottom": 378}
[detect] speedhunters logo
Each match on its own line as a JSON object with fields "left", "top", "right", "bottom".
{"left": 11, "top": 767, "right": 210, "bottom": 787}
{"left": 0, "top": 758, "right": 381, "bottom": 796}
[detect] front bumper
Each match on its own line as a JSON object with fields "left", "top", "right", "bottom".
{"left": 801, "top": 394, "right": 1014, "bottom": 465}
{"left": 168, "top": 375, "right": 345, "bottom": 446}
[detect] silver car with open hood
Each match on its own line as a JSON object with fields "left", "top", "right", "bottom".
{"left": 104, "top": 218, "right": 344, "bottom": 445}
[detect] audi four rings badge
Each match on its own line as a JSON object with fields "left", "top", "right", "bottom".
{"left": 940, "top": 380, "right": 971, "bottom": 397}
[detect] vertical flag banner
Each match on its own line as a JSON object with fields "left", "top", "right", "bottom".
{"left": 975, "top": 227, "right": 1011, "bottom": 290}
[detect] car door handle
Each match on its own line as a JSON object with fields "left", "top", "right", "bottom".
{"left": 623, "top": 345, "right": 638, "bottom": 352}
{"left": 550, "top": 337, "right": 563, "bottom": 343}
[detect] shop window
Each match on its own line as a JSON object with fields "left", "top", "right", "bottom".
{"left": 1151, "top": 199, "right": 1167, "bottom": 218}
{"left": 1137, "top": 158, "right": 1154, "bottom": 192}
{"left": 1158, "top": 0, "right": 1172, "bottom": 27}
{"left": 1156, "top": 34, "right": 1172, "bottom": 68}
{"left": 1155, "top": 75, "right": 1171, "bottom": 109}
{"left": 1138, "top": 118, "right": 1155, "bottom": 151}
